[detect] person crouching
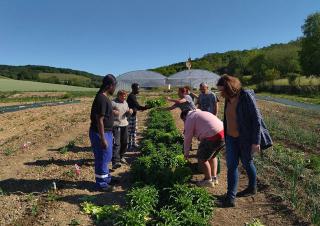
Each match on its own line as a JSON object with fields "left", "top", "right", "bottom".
{"left": 181, "top": 109, "right": 225, "bottom": 187}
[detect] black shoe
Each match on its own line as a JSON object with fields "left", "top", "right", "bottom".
{"left": 97, "top": 185, "right": 113, "bottom": 192}
{"left": 236, "top": 187, "right": 257, "bottom": 197}
{"left": 109, "top": 177, "right": 120, "bottom": 185}
{"left": 112, "top": 162, "right": 121, "bottom": 170}
{"left": 222, "top": 197, "right": 235, "bottom": 208}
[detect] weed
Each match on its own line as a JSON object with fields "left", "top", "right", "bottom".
{"left": 4, "top": 148, "right": 14, "bottom": 156}
{"left": 59, "top": 146, "right": 68, "bottom": 154}
{"left": 245, "top": 218, "right": 265, "bottom": 226}
{"left": 0, "top": 187, "right": 5, "bottom": 196}
{"left": 69, "top": 219, "right": 80, "bottom": 226}
{"left": 64, "top": 170, "right": 75, "bottom": 178}
{"left": 47, "top": 191, "right": 60, "bottom": 202}
{"left": 31, "top": 203, "right": 38, "bottom": 216}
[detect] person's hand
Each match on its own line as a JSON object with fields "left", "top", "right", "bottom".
{"left": 251, "top": 144, "right": 260, "bottom": 154}
{"left": 101, "top": 139, "right": 108, "bottom": 150}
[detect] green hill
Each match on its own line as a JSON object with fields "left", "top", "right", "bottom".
{"left": 0, "top": 65, "right": 102, "bottom": 88}
{"left": 151, "top": 40, "right": 302, "bottom": 83}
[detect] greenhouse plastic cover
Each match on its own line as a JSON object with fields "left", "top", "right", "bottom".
{"left": 167, "top": 69, "right": 220, "bottom": 88}
{"left": 116, "top": 70, "right": 166, "bottom": 88}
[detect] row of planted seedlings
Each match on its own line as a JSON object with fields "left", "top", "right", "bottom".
{"left": 82, "top": 98, "right": 215, "bottom": 225}
{"left": 255, "top": 144, "right": 320, "bottom": 225}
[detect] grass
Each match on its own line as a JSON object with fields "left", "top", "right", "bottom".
{"left": 3, "top": 148, "right": 14, "bottom": 156}
{"left": 39, "top": 72, "right": 91, "bottom": 83}
{"left": 257, "top": 92, "right": 320, "bottom": 105}
{"left": 0, "top": 91, "right": 97, "bottom": 103}
{"left": 255, "top": 144, "right": 320, "bottom": 225}
{"left": 0, "top": 78, "right": 98, "bottom": 92}
{"left": 258, "top": 101, "right": 320, "bottom": 151}
{"left": 271, "top": 76, "right": 320, "bottom": 86}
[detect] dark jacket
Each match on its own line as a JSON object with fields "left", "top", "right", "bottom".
{"left": 223, "top": 89, "right": 272, "bottom": 150}
{"left": 127, "top": 93, "right": 147, "bottom": 117}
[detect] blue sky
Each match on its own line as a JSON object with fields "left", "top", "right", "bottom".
{"left": 0, "top": 0, "right": 319, "bottom": 76}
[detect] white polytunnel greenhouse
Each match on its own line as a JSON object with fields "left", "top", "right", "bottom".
{"left": 116, "top": 70, "right": 166, "bottom": 90}
{"left": 167, "top": 69, "right": 221, "bottom": 89}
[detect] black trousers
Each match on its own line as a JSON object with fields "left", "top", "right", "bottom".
{"left": 112, "top": 126, "right": 128, "bottom": 164}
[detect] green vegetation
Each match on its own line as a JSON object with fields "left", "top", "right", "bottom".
{"left": 0, "top": 90, "right": 97, "bottom": 103}
{"left": 0, "top": 65, "right": 102, "bottom": 88}
{"left": 255, "top": 99, "right": 320, "bottom": 224}
{"left": 144, "top": 97, "right": 166, "bottom": 108}
{"left": 259, "top": 102, "right": 320, "bottom": 151}
{"left": 245, "top": 218, "right": 265, "bottom": 226}
{"left": 0, "top": 79, "right": 98, "bottom": 92}
{"left": 3, "top": 148, "right": 14, "bottom": 156}
{"left": 83, "top": 101, "right": 215, "bottom": 225}
{"left": 300, "top": 12, "right": 320, "bottom": 76}
{"left": 255, "top": 145, "right": 320, "bottom": 225}
{"left": 257, "top": 92, "right": 320, "bottom": 105}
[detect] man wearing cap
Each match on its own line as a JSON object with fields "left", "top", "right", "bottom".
{"left": 89, "top": 74, "right": 117, "bottom": 191}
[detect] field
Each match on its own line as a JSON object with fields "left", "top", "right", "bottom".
{"left": 39, "top": 73, "right": 91, "bottom": 84}
{"left": 0, "top": 90, "right": 319, "bottom": 225}
{"left": 0, "top": 78, "right": 97, "bottom": 92}
{"left": 271, "top": 76, "right": 320, "bottom": 86}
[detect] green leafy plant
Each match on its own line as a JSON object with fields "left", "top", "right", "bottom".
{"left": 145, "top": 98, "right": 166, "bottom": 108}
{"left": 4, "top": 148, "right": 14, "bottom": 156}
{"left": 245, "top": 218, "right": 265, "bottom": 226}
{"left": 69, "top": 219, "right": 80, "bottom": 226}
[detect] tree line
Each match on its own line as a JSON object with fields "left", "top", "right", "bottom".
{"left": 0, "top": 65, "right": 102, "bottom": 88}
{"left": 152, "top": 12, "right": 320, "bottom": 86}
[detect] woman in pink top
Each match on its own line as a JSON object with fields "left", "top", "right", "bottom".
{"left": 181, "top": 109, "right": 225, "bottom": 187}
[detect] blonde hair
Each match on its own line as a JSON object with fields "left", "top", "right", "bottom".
{"left": 117, "top": 90, "right": 127, "bottom": 97}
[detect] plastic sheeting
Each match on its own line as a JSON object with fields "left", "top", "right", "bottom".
{"left": 167, "top": 69, "right": 220, "bottom": 89}
{"left": 116, "top": 70, "right": 166, "bottom": 89}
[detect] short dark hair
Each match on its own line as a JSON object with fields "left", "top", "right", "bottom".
{"left": 131, "top": 83, "right": 139, "bottom": 90}
{"left": 98, "top": 74, "right": 116, "bottom": 94}
{"left": 180, "top": 109, "right": 190, "bottom": 120}
{"left": 102, "top": 74, "right": 117, "bottom": 87}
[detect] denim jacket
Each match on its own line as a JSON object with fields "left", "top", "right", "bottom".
{"left": 223, "top": 89, "right": 272, "bottom": 150}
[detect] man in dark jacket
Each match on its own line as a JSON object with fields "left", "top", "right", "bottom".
{"left": 127, "top": 83, "right": 149, "bottom": 150}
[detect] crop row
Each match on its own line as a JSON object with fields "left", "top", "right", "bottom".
{"left": 83, "top": 99, "right": 215, "bottom": 225}
{"left": 255, "top": 144, "right": 320, "bottom": 224}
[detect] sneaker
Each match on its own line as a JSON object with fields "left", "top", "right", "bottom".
{"left": 236, "top": 187, "right": 257, "bottom": 197}
{"left": 222, "top": 197, "right": 235, "bottom": 208}
{"left": 112, "top": 162, "right": 121, "bottom": 170}
{"left": 196, "top": 179, "right": 215, "bottom": 188}
{"left": 120, "top": 158, "right": 128, "bottom": 164}
{"left": 212, "top": 177, "right": 219, "bottom": 185}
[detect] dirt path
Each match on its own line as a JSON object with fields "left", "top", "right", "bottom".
{"left": 171, "top": 108, "right": 305, "bottom": 226}
{"left": 0, "top": 98, "right": 149, "bottom": 226}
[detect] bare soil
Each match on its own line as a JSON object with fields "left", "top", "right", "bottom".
{"left": 171, "top": 108, "right": 309, "bottom": 226}
{"left": 0, "top": 98, "right": 148, "bottom": 226}
{"left": 0, "top": 98, "right": 309, "bottom": 226}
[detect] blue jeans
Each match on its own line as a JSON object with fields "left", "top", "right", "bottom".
{"left": 226, "top": 136, "right": 257, "bottom": 200}
{"left": 89, "top": 129, "right": 113, "bottom": 189}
